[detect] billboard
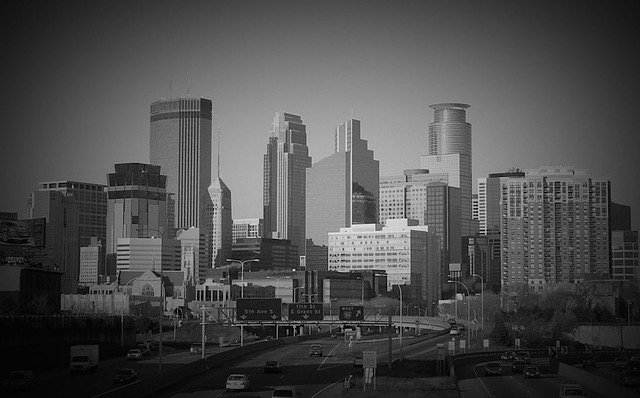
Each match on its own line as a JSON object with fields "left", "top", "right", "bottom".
{"left": 0, "top": 218, "right": 45, "bottom": 247}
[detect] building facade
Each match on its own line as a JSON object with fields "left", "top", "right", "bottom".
{"left": 207, "top": 178, "right": 232, "bottom": 269}
{"left": 306, "top": 119, "right": 379, "bottom": 246}
{"left": 150, "top": 97, "right": 213, "bottom": 231}
{"left": 327, "top": 219, "right": 441, "bottom": 308}
{"left": 116, "top": 237, "right": 181, "bottom": 273}
{"left": 611, "top": 230, "right": 639, "bottom": 281}
{"left": 476, "top": 170, "right": 525, "bottom": 236}
{"left": 420, "top": 103, "right": 472, "bottom": 236}
{"left": 263, "top": 112, "right": 311, "bottom": 256}
{"left": 232, "top": 218, "right": 263, "bottom": 243}
{"left": 105, "top": 163, "right": 172, "bottom": 278}
{"left": 500, "top": 166, "right": 610, "bottom": 292}
{"left": 79, "top": 238, "right": 102, "bottom": 287}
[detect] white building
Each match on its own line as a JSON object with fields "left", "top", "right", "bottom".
{"left": 79, "top": 239, "right": 101, "bottom": 287}
{"left": 327, "top": 219, "right": 441, "bottom": 306}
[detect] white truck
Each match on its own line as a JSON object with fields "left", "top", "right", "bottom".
{"left": 69, "top": 344, "right": 99, "bottom": 373}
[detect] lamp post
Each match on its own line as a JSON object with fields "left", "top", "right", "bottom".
{"left": 396, "top": 284, "right": 403, "bottom": 359}
{"left": 472, "top": 273, "right": 484, "bottom": 330}
{"left": 120, "top": 277, "right": 137, "bottom": 347}
{"left": 448, "top": 280, "right": 470, "bottom": 350}
{"left": 173, "top": 306, "right": 183, "bottom": 341}
{"left": 293, "top": 286, "right": 303, "bottom": 303}
{"left": 137, "top": 227, "right": 182, "bottom": 377}
{"left": 267, "top": 276, "right": 290, "bottom": 299}
{"left": 227, "top": 258, "right": 259, "bottom": 298}
{"left": 329, "top": 298, "right": 338, "bottom": 332}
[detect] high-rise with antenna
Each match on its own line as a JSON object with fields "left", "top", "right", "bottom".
{"left": 206, "top": 129, "right": 232, "bottom": 270}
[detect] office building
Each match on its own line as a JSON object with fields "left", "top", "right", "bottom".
{"left": 420, "top": 103, "right": 473, "bottom": 236}
{"left": 105, "top": 163, "right": 172, "bottom": 278}
{"left": 476, "top": 170, "right": 525, "bottom": 236}
{"left": 327, "top": 219, "right": 441, "bottom": 309}
{"left": 177, "top": 226, "right": 207, "bottom": 283}
{"left": 263, "top": 112, "right": 311, "bottom": 256}
{"left": 232, "top": 218, "right": 263, "bottom": 243}
{"left": 207, "top": 178, "right": 232, "bottom": 269}
{"left": 307, "top": 119, "right": 379, "bottom": 246}
{"left": 500, "top": 166, "right": 610, "bottom": 292}
{"left": 79, "top": 238, "right": 102, "bottom": 287}
{"left": 611, "top": 230, "right": 639, "bottom": 281}
{"left": 116, "top": 237, "right": 181, "bottom": 273}
{"left": 150, "top": 97, "right": 213, "bottom": 231}
{"left": 379, "top": 169, "right": 448, "bottom": 225}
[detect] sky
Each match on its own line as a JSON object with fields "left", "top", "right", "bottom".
{"left": 1, "top": 0, "right": 639, "bottom": 229}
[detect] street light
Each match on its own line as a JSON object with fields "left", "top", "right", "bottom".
{"left": 267, "top": 276, "right": 290, "bottom": 299}
{"left": 227, "top": 258, "right": 259, "bottom": 298}
{"left": 396, "top": 284, "right": 403, "bottom": 359}
{"left": 448, "top": 280, "right": 471, "bottom": 350}
{"left": 138, "top": 227, "right": 183, "bottom": 377}
{"left": 472, "top": 274, "right": 484, "bottom": 330}
{"left": 119, "top": 276, "right": 137, "bottom": 347}
{"left": 292, "top": 286, "right": 304, "bottom": 303}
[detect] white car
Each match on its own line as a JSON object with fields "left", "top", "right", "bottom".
{"left": 126, "top": 349, "right": 143, "bottom": 360}
{"left": 226, "top": 374, "right": 250, "bottom": 391}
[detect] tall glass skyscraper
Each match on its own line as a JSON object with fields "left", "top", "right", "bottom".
{"left": 150, "top": 97, "right": 213, "bottom": 231}
{"left": 263, "top": 112, "right": 311, "bottom": 257}
{"left": 307, "top": 119, "right": 379, "bottom": 246}
{"left": 421, "top": 103, "right": 473, "bottom": 235}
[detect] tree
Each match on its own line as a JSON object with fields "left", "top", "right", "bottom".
{"left": 490, "top": 311, "right": 511, "bottom": 346}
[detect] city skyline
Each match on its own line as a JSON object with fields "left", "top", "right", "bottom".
{"left": 2, "top": 1, "right": 638, "bottom": 230}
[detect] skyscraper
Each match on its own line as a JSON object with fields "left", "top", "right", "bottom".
{"left": 150, "top": 97, "right": 213, "bottom": 231}
{"left": 105, "top": 163, "right": 172, "bottom": 278}
{"left": 263, "top": 112, "right": 311, "bottom": 257}
{"left": 421, "top": 103, "right": 473, "bottom": 235}
{"left": 476, "top": 170, "right": 525, "bottom": 235}
{"left": 307, "top": 119, "right": 379, "bottom": 246}
{"left": 207, "top": 178, "right": 232, "bottom": 270}
{"left": 500, "top": 166, "right": 610, "bottom": 292}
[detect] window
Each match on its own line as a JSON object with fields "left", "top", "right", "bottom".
{"left": 142, "top": 284, "right": 154, "bottom": 296}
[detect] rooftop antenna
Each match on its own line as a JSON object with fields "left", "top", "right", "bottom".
{"left": 186, "top": 73, "right": 190, "bottom": 97}
{"left": 217, "top": 128, "right": 221, "bottom": 179}
{"left": 169, "top": 76, "right": 172, "bottom": 99}
{"left": 350, "top": 109, "right": 354, "bottom": 120}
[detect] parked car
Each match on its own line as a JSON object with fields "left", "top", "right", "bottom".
{"left": 622, "top": 369, "right": 640, "bottom": 387}
{"left": 613, "top": 357, "right": 629, "bottom": 370}
{"left": 113, "top": 368, "right": 138, "bottom": 385}
{"left": 628, "top": 357, "right": 640, "bottom": 370}
{"left": 2, "top": 370, "right": 35, "bottom": 391}
{"left": 126, "top": 349, "right": 143, "bottom": 361}
{"left": 512, "top": 360, "right": 527, "bottom": 373}
{"left": 501, "top": 351, "right": 517, "bottom": 361}
{"left": 190, "top": 343, "right": 202, "bottom": 354}
{"left": 559, "top": 383, "right": 586, "bottom": 398}
{"left": 484, "top": 362, "right": 502, "bottom": 376}
{"left": 449, "top": 326, "right": 461, "bottom": 335}
{"left": 264, "top": 360, "right": 282, "bottom": 373}
{"left": 523, "top": 365, "right": 540, "bottom": 378}
{"left": 272, "top": 386, "right": 298, "bottom": 397}
{"left": 517, "top": 351, "right": 531, "bottom": 363}
{"left": 226, "top": 374, "right": 250, "bottom": 391}
{"left": 309, "top": 344, "right": 323, "bottom": 357}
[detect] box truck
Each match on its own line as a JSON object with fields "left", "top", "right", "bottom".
{"left": 70, "top": 345, "right": 99, "bottom": 373}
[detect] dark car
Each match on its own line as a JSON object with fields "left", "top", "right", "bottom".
{"left": 113, "top": 368, "right": 138, "bottom": 384}
{"left": 517, "top": 351, "right": 531, "bottom": 363}
{"left": 512, "top": 360, "right": 527, "bottom": 373}
{"left": 2, "top": 370, "right": 35, "bottom": 391}
{"left": 501, "top": 351, "right": 517, "bottom": 361}
{"left": 264, "top": 360, "right": 282, "bottom": 373}
{"left": 582, "top": 355, "right": 596, "bottom": 367}
{"left": 559, "top": 383, "right": 586, "bottom": 398}
{"left": 523, "top": 365, "right": 540, "bottom": 378}
{"left": 484, "top": 362, "right": 502, "bottom": 376}
{"left": 309, "top": 344, "right": 323, "bottom": 357}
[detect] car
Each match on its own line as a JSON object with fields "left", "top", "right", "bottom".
{"left": 447, "top": 318, "right": 457, "bottom": 325}
{"left": 226, "top": 374, "right": 250, "bottom": 391}
{"left": 264, "top": 360, "right": 282, "bottom": 373}
{"left": 523, "top": 365, "right": 540, "bottom": 378}
{"left": 126, "top": 349, "right": 143, "bottom": 360}
{"left": 628, "top": 357, "right": 640, "bottom": 370}
{"left": 309, "top": 344, "right": 323, "bottom": 357}
{"left": 272, "top": 386, "right": 298, "bottom": 397}
{"left": 517, "top": 351, "right": 531, "bottom": 363}
{"left": 559, "top": 383, "right": 586, "bottom": 398}
{"left": 622, "top": 369, "right": 640, "bottom": 387}
{"left": 512, "top": 360, "right": 527, "bottom": 373}
{"left": 2, "top": 370, "right": 35, "bottom": 391}
{"left": 143, "top": 340, "right": 155, "bottom": 350}
{"left": 613, "top": 356, "right": 629, "bottom": 370}
{"left": 0, "top": 221, "right": 31, "bottom": 243}
{"left": 484, "top": 362, "right": 502, "bottom": 376}
{"left": 113, "top": 368, "right": 138, "bottom": 385}
{"left": 501, "top": 351, "right": 517, "bottom": 361}
{"left": 582, "top": 355, "right": 596, "bottom": 367}
{"left": 449, "top": 326, "right": 461, "bottom": 335}
{"left": 353, "top": 354, "right": 363, "bottom": 367}
{"left": 190, "top": 343, "right": 202, "bottom": 354}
